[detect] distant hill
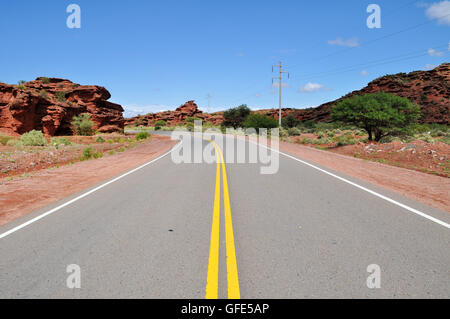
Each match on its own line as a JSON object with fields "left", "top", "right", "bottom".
{"left": 125, "top": 63, "right": 449, "bottom": 126}
{"left": 259, "top": 63, "right": 449, "bottom": 124}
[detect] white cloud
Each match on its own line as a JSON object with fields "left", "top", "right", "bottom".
{"left": 328, "top": 37, "right": 360, "bottom": 47}
{"left": 361, "top": 70, "right": 369, "bottom": 76}
{"left": 298, "top": 82, "right": 328, "bottom": 93}
{"left": 424, "top": 64, "right": 438, "bottom": 70}
{"left": 426, "top": 1, "right": 450, "bottom": 25}
{"left": 428, "top": 47, "right": 444, "bottom": 56}
{"left": 236, "top": 52, "right": 245, "bottom": 57}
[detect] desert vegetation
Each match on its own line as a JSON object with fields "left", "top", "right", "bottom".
{"left": 0, "top": 130, "right": 153, "bottom": 181}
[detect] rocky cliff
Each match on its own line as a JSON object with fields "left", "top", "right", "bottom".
{"left": 0, "top": 77, "right": 124, "bottom": 136}
{"left": 125, "top": 100, "right": 224, "bottom": 127}
{"left": 269, "top": 63, "right": 449, "bottom": 124}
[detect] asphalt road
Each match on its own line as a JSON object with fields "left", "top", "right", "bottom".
{"left": 0, "top": 134, "right": 449, "bottom": 298}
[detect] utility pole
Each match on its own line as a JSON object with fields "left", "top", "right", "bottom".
{"left": 272, "top": 61, "right": 289, "bottom": 126}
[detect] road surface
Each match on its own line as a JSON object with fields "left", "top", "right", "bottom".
{"left": 0, "top": 134, "right": 449, "bottom": 298}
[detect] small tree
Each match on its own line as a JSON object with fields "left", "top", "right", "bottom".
{"left": 331, "top": 92, "right": 421, "bottom": 141}
{"left": 222, "top": 104, "right": 251, "bottom": 128}
{"left": 243, "top": 114, "right": 278, "bottom": 131}
{"left": 281, "top": 114, "right": 300, "bottom": 128}
{"left": 72, "top": 113, "right": 95, "bottom": 136}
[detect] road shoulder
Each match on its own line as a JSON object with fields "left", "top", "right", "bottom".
{"left": 279, "top": 140, "right": 450, "bottom": 213}
{"left": 0, "top": 135, "right": 177, "bottom": 226}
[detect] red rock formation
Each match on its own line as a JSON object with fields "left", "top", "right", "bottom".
{"left": 0, "top": 77, "right": 124, "bottom": 136}
{"left": 259, "top": 63, "right": 449, "bottom": 124}
{"left": 126, "top": 64, "right": 449, "bottom": 127}
{"left": 125, "top": 100, "right": 224, "bottom": 127}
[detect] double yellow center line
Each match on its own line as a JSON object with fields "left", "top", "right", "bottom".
{"left": 205, "top": 139, "right": 240, "bottom": 299}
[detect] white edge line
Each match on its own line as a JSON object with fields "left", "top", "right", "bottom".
{"left": 0, "top": 140, "right": 182, "bottom": 240}
{"left": 248, "top": 139, "right": 450, "bottom": 230}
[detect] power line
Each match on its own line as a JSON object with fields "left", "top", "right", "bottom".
{"left": 293, "top": 43, "right": 448, "bottom": 81}
{"left": 287, "top": 12, "right": 450, "bottom": 72}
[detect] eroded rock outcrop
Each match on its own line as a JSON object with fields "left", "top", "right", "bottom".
{"left": 125, "top": 100, "right": 224, "bottom": 127}
{"left": 275, "top": 63, "right": 449, "bottom": 124}
{"left": 0, "top": 77, "right": 124, "bottom": 136}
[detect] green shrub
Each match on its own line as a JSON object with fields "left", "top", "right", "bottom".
{"left": 0, "top": 135, "right": 14, "bottom": 145}
{"left": 281, "top": 115, "right": 300, "bottom": 128}
{"left": 136, "top": 131, "right": 150, "bottom": 141}
{"left": 41, "top": 77, "right": 51, "bottom": 84}
{"left": 72, "top": 114, "right": 95, "bottom": 136}
{"left": 81, "top": 147, "right": 93, "bottom": 160}
{"left": 55, "top": 91, "right": 67, "bottom": 103}
{"left": 154, "top": 120, "right": 167, "bottom": 131}
{"left": 6, "top": 139, "right": 21, "bottom": 147}
{"left": 417, "top": 134, "right": 434, "bottom": 144}
{"left": 287, "top": 127, "right": 301, "bottom": 136}
{"left": 51, "top": 137, "right": 72, "bottom": 147}
{"left": 17, "top": 84, "right": 26, "bottom": 90}
{"left": 93, "top": 152, "right": 103, "bottom": 159}
{"left": 335, "top": 135, "right": 358, "bottom": 146}
{"left": 440, "top": 136, "right": 450, "bottom": 145}
{"left": 96, "top": 136, "right": 106, "bottom": 143}
{"left": 379, "top": 136, "right": 401, "bottom": 144}
{"left": 21, "top": 130, "right": 47, "bottom": 146}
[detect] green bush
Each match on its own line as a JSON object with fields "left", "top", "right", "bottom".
{"left": 243, "top": 114, "right": 278, "bottom": 131}
{"left": 81, "top": 147, "right": 93, "bottom": 160}
{"left": 96, "top": 136, "right": 106, "bottom": 143}
{"left": 21, "top": 130, "right": 47, "bottom": 146}
{"left": 136, "top": 131, "right": 150, "bottom": 141}
{"left": 55, "top": 91, "right": 67, "bottom": 103}
{"left": 222, "top": 105, "right": 251, "bottom": 129}
{"left": 6, "top": 139, "right": 22, "bottom": 147}
{"left": 154, "top": 120, "right": 167, "bottom": 131}
{"left": 287, "top": 127, "right": 301, "bottom": 136}
{"left": 440, "top": 136, "right": 450, "bottom": 145}
{"left": 0, "top": 135, "right": 14, "bottom": 145}
{"left": 417, "top": 134, "right": 434, "bottom": 144}
{"left": 331, "top": 92, "right": 421, "bottom": 141}
{"left": 281, "top": 115, "right": 300, "bottom": 128}
{"left": 41, "top": 77, "right": 51, "bottom": 84}
{"left": 93, "top": 152, "right": 103, "bottom": 159}
{"left": 51, "top": 137, "right": 72, "bottom": 147}
{"left": 72, "top": 114, "right": 95, "bottom": 136}
{"left": 335, "top": 135, "right": 358, "bottom": 146}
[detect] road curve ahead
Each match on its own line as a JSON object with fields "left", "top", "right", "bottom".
{"left": 0, "top": 135, "right": 449, "bottom": 298}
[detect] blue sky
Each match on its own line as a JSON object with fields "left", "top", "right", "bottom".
{"left": 1, "top": 0, "right": 449, "bottom": 117}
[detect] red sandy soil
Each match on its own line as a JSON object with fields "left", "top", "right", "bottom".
{"left": 0, "top": 134, "right": 136, "bottom": 179}
{"left": 0, "top": 135, "right": 176, "bottom": 226}
{"left": 330, "top": 140, "right": 449, "bottom": 178}
{"left": 279, "top": 140, "right": 450, "bottom": 213}
{"left": 285, "top": 135, "right": 450, "bottom": 178}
